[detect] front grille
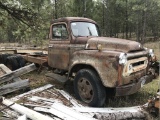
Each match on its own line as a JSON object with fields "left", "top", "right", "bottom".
{"left": 132, "top": 61, "right": 145, "bottom": 67}
{"left": 123, "top": 57, "right": 148, "bottom": 77}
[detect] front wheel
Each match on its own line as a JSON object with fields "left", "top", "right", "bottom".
{"left": 74, "top": 69, "right": 106, "bottom": 107}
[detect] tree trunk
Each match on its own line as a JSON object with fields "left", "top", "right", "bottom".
{"left": 55, "top": 0, "right": 57, "bottom": 19}
{"left": 102, "top": 0, "right": 105, "bottom": 36}
{"left": 129, "top": 26, "right": 132, "bottom": 38}
{"left": 141, "top": 0, "right": 147, "bottom": 44}
{"left": 136, "top": 12, "right": 140, "bottom": 42}
{"left": 122, "top": 23, "right": 125, "bottom": 39}
{"left": 125, "top": 0, "right": 128, "bottom": 39}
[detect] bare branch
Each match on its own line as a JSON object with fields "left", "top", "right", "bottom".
{"left": 0, "top": 1, "right": 37, "bottom": 27}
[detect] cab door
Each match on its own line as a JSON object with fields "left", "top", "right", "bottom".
{"left": 48, "top": 23, "right": 70, "bottom": 70}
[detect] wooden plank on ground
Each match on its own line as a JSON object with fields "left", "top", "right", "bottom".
{"left": 0, "top": 79, "right": 29, "bottom": 96}
{"left": 2, "top": 98, "right": 55, "bottom": 120}
{"left": 50, "top": 102, "right": 96, "bottom": 120}
{"left": 0, "top": 63, "right": 36, "bottom": 84}
{"left": 0, "top": 64, "right": 23, "bottom": 82}
{"left": 75, "top": 107, "right": 146, "bottom": 120}
{"left": 10, "top": 84, "right": 53, "bottom": 102}
{"left": 34, "top": 102, "right": 96, "bottom": 120}
{"left": 17, "top": 115, "right": 27, "bottom": 120}
{"left": 0, "top": 64, "right": 12, "bottom": 75}
{"left": 34, "top": 107, "right": 78, "bottom": 120}
{"left": 56, "top": 89, "right": 82, "bottom": 107}
{"left": 28, "top": 96, "right": 61, "bottom": 104}
{"left": 73, "top": 106, "right": 142, "bottom": 113}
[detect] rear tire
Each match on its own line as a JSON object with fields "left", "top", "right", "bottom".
{"left": 0, "top": 54, "right": 12, "bottom": 64}
{"left": 74, "top": 69, "right": 106, "bottom": 107}
{"left": 6, "top": 56, "right": 19, "bottom": 70}
{"left": 15, "top": 55, "right": 26, "bottom": 68}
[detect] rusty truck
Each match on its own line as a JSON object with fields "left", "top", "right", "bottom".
{"left": 46, "top": 17, "right": 159, "bottom": 107}
{"left": 1, "top": 17, "right": 159, "bottom": 107}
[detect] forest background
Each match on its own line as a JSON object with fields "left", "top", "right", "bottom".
{"left": 0, "top": 0, "right": 160, "bottom": 45}
{"left": 0, "top": 0, "right": 160, "bottom": 44}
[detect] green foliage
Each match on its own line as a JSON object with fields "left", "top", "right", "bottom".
{"left": 0, "top": 0, "right": 160, "bottom": 43}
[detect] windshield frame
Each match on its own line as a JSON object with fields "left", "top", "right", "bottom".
{"left": 70, "top": 21, "right": 100, "bottom": 37}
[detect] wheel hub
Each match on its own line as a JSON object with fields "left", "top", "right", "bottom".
{"left": 78, "top": 78, "right": 93, "bottom": 103}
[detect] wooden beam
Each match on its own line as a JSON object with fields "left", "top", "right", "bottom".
{"left": 56, "top": 89, "right": 82, "bottom": 107}
{"left": 73, "top": 106, "right": 145, "bottom": 119}
{"left": 0, "top": 79, "right": 29, "bottom": 96}
{"left": 34, "top": 106, "right": 95, "bottom": 120}
{"left": 34, "top": 107, "right": 78, "bottom": 120}
{"left": 50, "top": 102, "right": 95, "bottom": 120}
{"left": 0, "top": 64, "right": 12, "bottom": 74}
{"left": 17, "top": 115, "right": 27, "bottom": 120}
{"left": 10, "top": 84, "right": 53, "bottom": 102}
{"left": 73, "top": 106, "right": 143, "bottom": 113}
{"left": 0, "top": 64, "right": 24, "bottom": 82}
{"left": 0, "top": 63, "right": 37, "bottom": 84}
{"left": 28, "top": 96, "right": 61, "bottom": 104}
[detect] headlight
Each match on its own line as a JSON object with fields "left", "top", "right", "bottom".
{"left": 119, "top": 53, "right": 127, "bottom": 65}
{"left": 149, "top": 49, "right": 154, "bottom": 57}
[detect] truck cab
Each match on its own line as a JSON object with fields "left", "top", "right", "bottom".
{"left": 48, "top": 17, "right": 158, "bottom": 107}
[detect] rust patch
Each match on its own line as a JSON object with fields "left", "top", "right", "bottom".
{"left": 117, "top": 65, "right": 123, "bottom": 86}
{"left": 87, "top": 37, "right": 143, "bottom": 52}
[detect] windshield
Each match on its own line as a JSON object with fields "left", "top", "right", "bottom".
{"left": 71, "top": 22, "right": 99, "bottom": 37}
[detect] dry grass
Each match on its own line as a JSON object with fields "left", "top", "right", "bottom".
{"left": 20, "top": 68, "right": 55, "bottom": 89}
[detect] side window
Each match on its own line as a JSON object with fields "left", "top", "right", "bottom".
{"left": 52, "top": 24, "right": 68, "bottom": 40}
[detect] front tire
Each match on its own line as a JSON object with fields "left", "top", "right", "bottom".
{"left": 74, "top": 69, "right": 106, "bottom": 107}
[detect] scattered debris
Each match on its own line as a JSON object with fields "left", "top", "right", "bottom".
{"left": 2, "top": 98, "right": 54, "bottom": 120}
{"left": 0, "top": 84, "right": 150, "bottom": 120}
{"left": 10, "top": 84, "right": 53, "bottom": 102}
{"left": 0, "top": 63, "right": 36, "bottom": 96}
{"left": 146, "top": 91, "right": 160, "bottom": 117}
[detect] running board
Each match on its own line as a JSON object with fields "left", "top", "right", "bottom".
{"left": 45, "top": 73, "right": 68, "bottom": 83}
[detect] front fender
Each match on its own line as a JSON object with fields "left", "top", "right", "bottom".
{"left": 69, "top": 50, "right": 120, "bottom": 87}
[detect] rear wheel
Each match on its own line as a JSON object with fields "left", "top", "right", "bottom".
{"left": 0, "top": 54, "right": 12, "bottom": 64}
{"left": 6, "top": 56, "right": 19, "bottom": 70}
{"left": 15, "top": 55, "right": 26, "bottom": 68}
{"left": 74, "top": 69, "right": 106, "bottom": 107}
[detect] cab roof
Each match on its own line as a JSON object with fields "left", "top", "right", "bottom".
{"left": 51, "top": 17, "right": 97, "bottom": 24}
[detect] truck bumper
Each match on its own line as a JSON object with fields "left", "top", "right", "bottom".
{"left": 115, "top": 74, "right": 154, "bottom": 96}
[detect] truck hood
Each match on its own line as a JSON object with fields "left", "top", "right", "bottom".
{"left": 86, "top": 37, "right": 143, "bottom": 53}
